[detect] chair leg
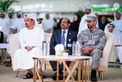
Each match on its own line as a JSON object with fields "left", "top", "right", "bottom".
{"left": 114, "top": 59, "right": 117, "bottom": 68}
{"left": 98, "top": 71, "right": 101, "bottom": 78}
{"left": 16, "top": 71, "right": 19, "bottom": 77}
{"left": 101, "top": 71, "right": 104, "bottom": 80}
{"left": 98, "top": 71, "right": 104, "bottom": 80}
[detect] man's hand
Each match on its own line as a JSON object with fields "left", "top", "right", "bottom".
{"left": 82, "top": 46, "right": 94, "bottom": 55}
{"left": 115, "top": 45, "right": 121, "bottom": 47}
{"left": 46, "top": 29, "right": 51, "bottom": 33}
{"left": 25, "top": 46, "right": 35, "bottom": 51}
{"left": 64, "top": 49, "right": 69, "bottom": 53}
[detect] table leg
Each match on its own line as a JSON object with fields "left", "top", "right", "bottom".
{"left": 35, "top": 61, "right": 42, "bottom": 82}
{"left": 63, "top": 60, "right": 78, "bottom": 82}
{"left": 33, "top": 59, "right": 36, "bottom": 82}
{"left": 34, "top": 59, "right": 43, "bottom": 82}
{"left": 57, "top": 61, "right": 59, "bottom": 81}
{"left": 88, "top": 60, "right": 90, "bottom": 81}
{"left": 78, "top": 60, "right": 81, "bottom": 82}
{"left": 0, "top": 49, "right": 3, "bottom": 64}
{"left": 82, "top": 60, "right": 84, "bottom": 82}
{"left": 85, "top": 60, "right": 87, "bottom": 82}
{"left": 39, "top": 60, "right": 43, "bottom": 82}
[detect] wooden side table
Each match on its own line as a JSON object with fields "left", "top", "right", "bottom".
{"left": 0, "top": 44, "right": 8, "bottom": 64}
{"left": 33, "top": 55, "right": 91, "bottom": 82}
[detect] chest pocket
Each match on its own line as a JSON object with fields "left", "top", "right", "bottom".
{"left": 82, "top": 35, "right": 89, "bottom": 43}
{"left": 92, "top": 35, "right": 100, "bottom": 43}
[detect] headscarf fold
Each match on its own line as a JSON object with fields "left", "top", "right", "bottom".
{"left": 25, "top": 13, "right": 39, "bottom": 27}
{"left": 114, "top": 11, "right": 122, "bottom": 21}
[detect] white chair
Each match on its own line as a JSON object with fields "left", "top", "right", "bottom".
{"left": 109, "top": 39, "right": 122, "bottom": 68}
{"left": 9, "top": 33, "right": 20, "bottom": 77}
{"left": 98, "top": 33, "right": 115, "bottom": 80}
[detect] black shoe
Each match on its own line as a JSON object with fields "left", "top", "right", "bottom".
{"left": 52, "top": 73, "right": 57, "bottom": 80}
{"left": 91, "top": 70, "right": 97, "bottom": 82}
{"left": 43, "top": 75, "right": 46, "bottom": 78}
{"left": 59, "top": 73, "right": 63, "bottom": 80}
{"left": 5, "top": 62, "right": 12, "bottom": 67}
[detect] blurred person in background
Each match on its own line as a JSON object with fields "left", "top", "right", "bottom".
{"left": 37, "top": 18, "right": 43, "bottom": 29}
{"left": 0, "top": 11, "right": 10, "bottom": 42}
{"left": 78, "top": 6, "right": 98, "bottom": 35}
{"left": 53, "top": 17, "right": 58, "bottom": 30}
{"left": 42, "top": 13, "right": 54, "bottom": 33}
{"left": 13, "top": 11, "right": 25, "bottom": 32}
{"left": 105, "top": 23, "right": 122, "bottom": 68}
{"left": 70, "top": 14, "right": 80, "bottom": 34}
{"left": 54, "top": 18, "right": 63, "bottom": 30}
{"left": 112, "top": 11, "right": 122, "bottom": 39}
{"left": 98, "top": 16, "right": 108, "bottom": 31}
{"left": 7, "top": 12, "right": 14, "bottom": 27}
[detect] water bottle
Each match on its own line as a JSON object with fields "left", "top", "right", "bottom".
{"left": 46, "top": 41, "right": 49, "bottom": 55}
{"left": 42, "top": 41, "right": 48, "bottom": 55}
{"left": 75, "top": 41, "right": 81, "bottom": 56}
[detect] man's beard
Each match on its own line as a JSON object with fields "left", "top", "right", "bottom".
{"left": 25, "top": 24, "right": 29, "bottom": 28}
{"left": 88, "top": 25, "right": 92, "bottom": 29}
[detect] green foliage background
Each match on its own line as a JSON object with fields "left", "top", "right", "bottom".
{"left": 0, "top": 0, "right": 17, "bottom": 12}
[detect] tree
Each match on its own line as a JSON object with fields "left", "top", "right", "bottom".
{"left": 0, "top": 0, "right": 18, "bottom": 12}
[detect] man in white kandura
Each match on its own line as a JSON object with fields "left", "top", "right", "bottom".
{"left": 13, "top": 11, "right": 25, "bottom": 32}
{"left": 105, "top": 12, "right": 122, "bottom": 38}
{"left": 78, "top": 6, "right": 98, "bottom": 35}
{"left": 0, "top": 11, "right": 11, "bottom": 41}
{"left": 42, "top": 13, "right": 54, "bottom": 33}
{"left": 105, "top": 23, "right": 122, "bottom": 68}
{"left": 13, "top": 13, "right": 45, "bottom": 79}
{"left": 7, "top": 11, "right": 14, "bottom": 28}
{"left": 112, "top": 11, "right": 122, "bottom": 39}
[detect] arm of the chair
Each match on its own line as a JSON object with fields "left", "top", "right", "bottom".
{"left": 99, "top": 33, "right": 115, "bottom": 70}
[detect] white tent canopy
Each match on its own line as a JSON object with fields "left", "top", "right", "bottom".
{"left": 9, "top": 0, "right": 122, "bottom": 13}
{"left": 9, "top": 0, "right": 84, "bottom": 12}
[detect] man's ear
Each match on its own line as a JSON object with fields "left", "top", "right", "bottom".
{"left": 32, "top": 20, "right": 35, "bottom": 24}
{"left": 68, "top": 23, "right": 71, "bottom": 27}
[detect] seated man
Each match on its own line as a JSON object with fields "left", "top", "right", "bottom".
{"left": 50, "top": 18, "right": 77, "bottom": 80}
{"left": 13, "top": 13, "right": 45, "bottom": 79}
{"left": 78, "top": 16, "right": 106, "bottom": 81}
{"left": 105, "top": 23, "right": 122, "bottom": 68}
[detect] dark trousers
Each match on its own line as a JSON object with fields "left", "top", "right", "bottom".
{"left": 50, "top": 55, "right": 70, "bottom": 72}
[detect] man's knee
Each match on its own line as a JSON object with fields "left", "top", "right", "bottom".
{"left": 93, "top": 49, "right": 102, "bottom": 54}
{"left": 92, "top": 49, "right": 103, "bottom": 57}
